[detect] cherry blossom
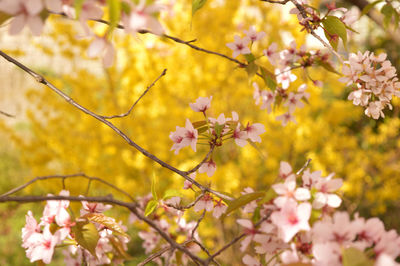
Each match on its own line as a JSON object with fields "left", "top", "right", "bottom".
{"left": 272, "top": 176, "right": 310, "bottom": 208}
{"left": 279, "top": 161, "right": 295, "bottom": 179}
{"left": 87, "top": 36, "right": 115, "bottom": 68}
{"left": 22, "top": 211, "right": 40, "bottom": 248}
{"left": 169, "top": 119, "right": 198, "bottom": 154}
{"left": 80, "top": 199, "right": 112, "bottom": 216}
{"left": 198, "top": 159, "right": 217, "bottom": 177}
{"left": 243, "top": 26, "right": 266, "bottom": 42}
{"left": 271, "top": 200, "right": 311, "bottom": 242}
{"left": 244, "top": 123, "right": 266, "bottom": 143}
{"left": 41, "top": 190, "right": 70, "bottom": 227}
{"left": 194, "top": 193, "right": 214, "bottom": 212}
{"left": 0, "top": 0, "right": 44, "bottom": 36}
{"left": 189, "top": 96, "right": 212, "bottom": 112}
{"left": 25, "top": 226, "right": 61, "bottom": 264}
{"left": 242, "top": 254, "right": 262, "bottom": 266}
{"left": 275, "top": 67, "right": 297, "bottom": 89}
{"left": 237, "top": 219, "right": 259, "bottom": 252}
{"left": 213, "top": 200, "right": 227, "bottom": 218}
{"left": 263, "top": 42, "right": 280, "bottom": 65}
{"left": 226, "top": 35, "right": 251, "bottom": 58}
{"left": 276, "top": 112, "right": 297, "bottom": 126}
{"left": 121, "top": 0, "right": 164, "bottom": 35}
{"left": 233, "top": 123, "right": 248, "bottom": 147}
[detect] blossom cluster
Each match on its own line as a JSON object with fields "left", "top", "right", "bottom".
{"left": 170, "top": 96, "right": 266, "bottom": 177}
{"left": 340, "top": 51, "right": 400, "bottom": 119}
{"left": 0, "top": 0, "right": 165, "bottom": 67}
{"left": 21, "top": 190, "right": 129, "bottom": 265}
{"left": 236, "top": 162, "right": 400, "bottom": 266}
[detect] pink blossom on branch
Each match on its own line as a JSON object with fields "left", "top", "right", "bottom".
{"left": 226, "top": 35, "right": 251, "bottom": 58}
{"left": 189, "top": 96, "right": 212, "bottom": 112}
{"left": 198, "top": 159, "right": 217, "bottom": 177}
{"left": 169, "top": 119, "right": 198, "bottom": 154}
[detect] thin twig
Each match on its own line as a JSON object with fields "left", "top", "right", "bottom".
{"left": 0, "top": 50, "right": 233, "bottom": 202}
{"left": 260, "top": 0, "right": 289, "bottom": 4}
{"left": 165, "top": 192, "right": 205, "bottom": 211}
{"left": 101, "top": 69, "right": 167, "bottom": 119}
{"left": 0, "top": 110, "right": 15, "bottom": 118}
{"left": 206, "top": 212, "right": 271, "bottom": 263}
{"left": 296, "top": 158, "right": 311, "bottom": 175}
{"left": 0, "top": 173, "right": 135, "bottom": 201}
{"left": 184, "top": 145, "right": 215, "bottom": 175}
{"left": 191, "top": 210, "right": 206, "bottom": 239}
{"left": 0, "top": 194, "right": 205, "bottom": 265}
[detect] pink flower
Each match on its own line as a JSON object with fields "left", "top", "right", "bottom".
{"left": 242, "top": 254, "right": 262, "bottom": 266}
{"left": 275, "top": 67, "right": 297, "bottom": 89}
{"left": 263, "top": 42, "right": 280, "bottom": 65}
{"left": 183, "top": 173, "right": 196, "bottom": 189}
{"left": 271, "top": 200, "right": 311, "bottom": 242}
{"left": 233, "top": 123, "right": 248, "bottom": 147}
{"left": 276, "top": 112, "right": 297, "bottom": 126}
{"left": 226, "top": 35, "right": 251, "bottom": 58}
{"left": 245, "top": 123, "right": 266, "bottom": 143}
{"left": 194, "top": 194, "right": 214, "bottom": 212}
{"left": 25, "top": 226, "right": 61, "bottom": 264}
{"left": 41, "top": 190, "right": 70, "bottom": 227}
{"left": 237, "top": 219, "right": 259, "bottom": 251}
{"left": 198, "top": 159, "right": 217, "bottom": 177}
{"left": 279, "top": 161, "right": 295, "bottom": 179}
{"left": 189, "top": 96, "right": 212, "bottom": 112}
{"left": 87, "top": 36, "right": 115, "bottom": 67}
{"left": 243, "top": 26, "right": 266, "bottom": 42}
{"left": 284, "top": 92, "right": 305, "bottom": 113}
{"left": 213, "top": 200, "right": 227, "bottom": 218}
{"left": 169, "top": 119, "right": 198, "bottom": 154}
{"left": 80, "top": 199, "right": 112, "bottom": 216}
{"left": 122, "top": 0, "right": 164, "bottom": 35}
{"left": 272, "top": 176, "right": 310, "bottom": 208}
{"left": 22, "top": 211, "right": 40, "bottom": 248}
{"left": 0, "top": 0, "right": 44, "bottom": 36}
{"left": 312, "top": 173, "right": 343, "bottom": 209}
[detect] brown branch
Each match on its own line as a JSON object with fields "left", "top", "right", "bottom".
{"left": 260, "top": 0, "right": 289, "bottom": 4}
{"left": 184, "top": 145, "right": 215, "bottom": 175}
{"left": 0, "top": 50, "right": 233, "bottom": 202}
{"left": 205, "top": 212, "right": 271, "bottom": 264}
{"left": 0, "top": 194, "right": 205, "bottom": 265}
{"left": 101, "top": 69, "right": 167, "bottom": 119}
{"left": 296, "top": 158, "right": 312, "bottom": 175}
{"left": 191, "top": 210, "right": 206, "bottom": 239}
{"left": 137, "top": 240, "right": 193, "bottom": 266}
{"left": 165, "top": 192, "right": 205, "bottom": 211}
{"left": 0, "top": 173, "right": 136, "bottom": 202}
{"left": 0, "top": 110, "right": 15, "bottom": 118}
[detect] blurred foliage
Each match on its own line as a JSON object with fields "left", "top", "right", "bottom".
{"left": 1, "top": 0, "right": 400, "bottom": 264}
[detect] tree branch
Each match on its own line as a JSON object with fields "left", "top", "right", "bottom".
{"left": 100, "top": 69, "right": 167, "bottom": 119}
{"left": 0, "top": 50, "right": 233, "bottom": 202}
{"left": 0, "top": 194, "right": 205, "bottom": 265}
{"left": 0, "top": 110, "right": 15, "bottom": 118}
{"left": 0, "top": 173, "right": 136, "bottom": 201}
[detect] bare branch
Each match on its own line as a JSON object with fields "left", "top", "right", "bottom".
{"left": 191, "top": 210, "right": 206, "bottom": 239}
{"left": 165, "top": 192, "right": 205, "bottom": 211}
{"left": 101, "top": 69, "right": 167, "bottom": 119}
{"left": 260, "top": 0, "right": 289, "bottom": 4}
{"left": 0, "top": 110, "right": 15, "bottom": 118}
{"left": 0, "top": 173, "right": 136, "bottom": 201}
{"left": 296, "top": 158, "right": 312, "bottom": 175}
{"left": 184, "top": 144, "right": 215, "bottom": 175}
{"left": 0, "top": 50, "right": 233, "bottom": 202}
{"left": 0, "top": 194, "right": 205, "bottom": 265}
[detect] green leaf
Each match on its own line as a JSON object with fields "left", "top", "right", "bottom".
{"left": 192, "top": 120, "right": 207, "bottom": 128}
{"left": 197, "top": 126, "right": 209, "bottom": 134}
{"left": 74, "top": 0, "right": 86, "bottom": 19}
{"left": 107, "top": 0, "right": 121, "bottom": 30}
{"left": 260, "top": 67, "right": 277, "bottom": 91}
{"left": 214, "top": 122, "right": 224, "bottom": 138}
{"left": 246, "top": 62, "right": 258, "bottom": 79}
{"left": 0, "top": 12, "right": 11, "bottom": 25}
{"left": 342, "top": 247, "right": 374, "bottom": 266}
{"left": 225, "top": 192, "right": 265, "bottom": 215}
{"left": 151, "top": 173, "right": 158, "bottom": 200}
{"left": 361, "top": 0, "right": 382, "bottom": 16}
{"left": 192, "top": 0, "right": 207, "bottom": 16}
{"left": 316, "top": 60, "right": 340, "bottom": 75}
{"left": 244, "top": 53, "right": 256, "bottom": 63}
{"left": 120, "top": 1, "right": 131, "bottom": 14}
{"left": 381, "top": 4, "right": 396, "bottom": 28}
{"left": 163, "top": 189, "right": 183, "bottom": 200}
{"left": 322, "top": 16, "right": 348, "bottom": 50}
{"left": 83, "top": 213, "right": 129, "bottom": 238}
{"left": 109, "top": 235, "right": 133, "bottom": 259}
{"left": 144, "top": 200, "right": 159, "bottom": 216}
{"left": 72, "top": 221, "right": 99, "bottom": 257}
{"left": 259, "top": 188, "right": 277, "bottom": 204}
{"left": 252, "top": 206, "right": 261, "bottom": 223}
